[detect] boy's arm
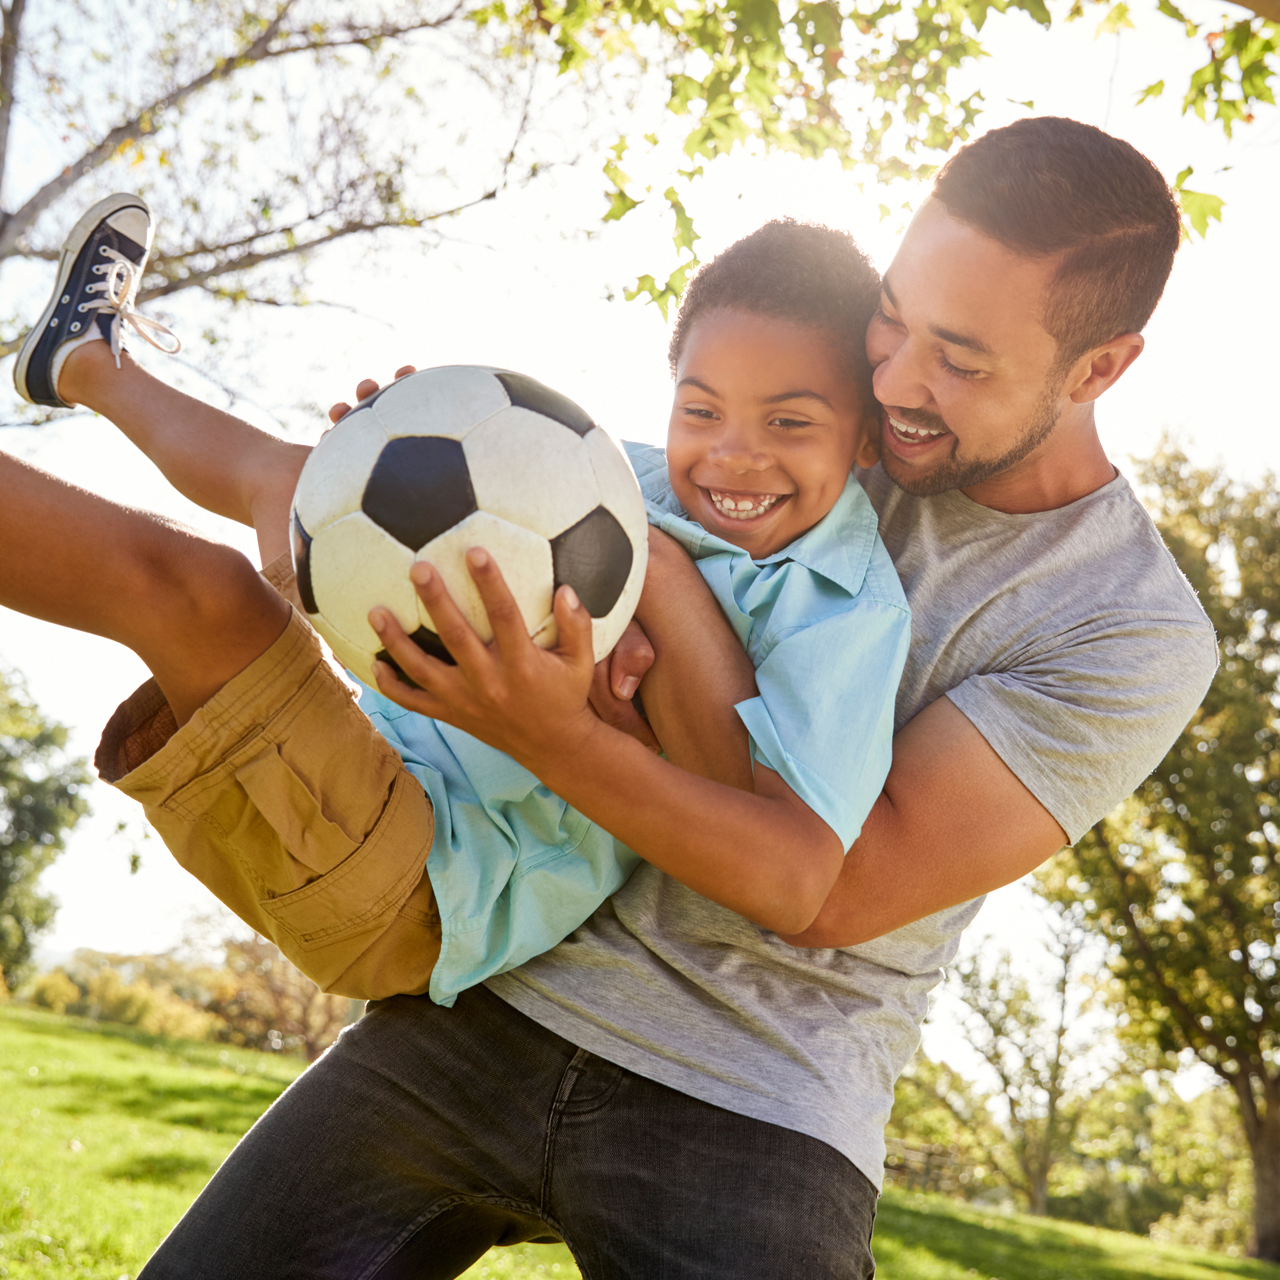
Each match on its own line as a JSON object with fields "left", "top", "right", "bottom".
{"left": 624, "top": 527, "right": 757, "bottom": 791}
{"left": 371, "top": 556, "right": 848, "bottom": 936}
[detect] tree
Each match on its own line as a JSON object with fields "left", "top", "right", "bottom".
{"left": 0, "top": 669, "right": 89, "bottom": 988}
{"left": 5, "top": 0, "right": 1272, "bottom": 409}
{"left": 27, "top": 933, "right": 351, "bottom": 1059}
{"left": 205, "top": 935, "right": 352, "bottom": 1060}
{"left": 952, "top": 903, "right": 1107, "bottom": 1215}
{"left": 1041, "top": 444, "right": 1280, "bottom": 1259}
{"left": 885, "top": 1052, "right": 1005, "bottom": 1198}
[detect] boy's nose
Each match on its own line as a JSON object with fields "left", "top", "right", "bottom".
{"left": 710, "top": 424, "right": 772, "bottom": 472}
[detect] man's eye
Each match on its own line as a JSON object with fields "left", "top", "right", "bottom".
{"left": 939, "top": 353, "right": 980, "bottom": 380}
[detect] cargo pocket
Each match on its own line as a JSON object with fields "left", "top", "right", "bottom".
{"left": 235, "top": 746, "right": 360, "bottom": 880}
{"left": 258, "top": 766, "right": 434, "bottom": 954}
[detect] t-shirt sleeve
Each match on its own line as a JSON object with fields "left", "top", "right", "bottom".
{"left": 945, "top": 616, "right": 1219, "bottom": 845}
{"left": 734, "top": 599, "right": 911, "bottom": 850}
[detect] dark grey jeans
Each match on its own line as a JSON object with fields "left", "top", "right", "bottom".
{"left": 141, "top": 986, "right": 878, "bottom": 1279}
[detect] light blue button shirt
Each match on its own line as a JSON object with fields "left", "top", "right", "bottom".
{"left": 625, "top": 441, "right": 910, "bottom": 849}
{"left": 357, "top": 440, "right": 910, "bottom": 1005}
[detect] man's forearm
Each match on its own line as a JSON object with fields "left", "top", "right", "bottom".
{"left": 625, "top": 534, "right": 1068, "bottom": 946}
{"left": 781, "top": 697, "right": 1068, "bottom": 948}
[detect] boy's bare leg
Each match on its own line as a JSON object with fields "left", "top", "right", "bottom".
{"left": 1, "top": 449, "right": 290, "bottom": 725}
{"left": 57, "top": 341, "right": 310, "bottom": 567}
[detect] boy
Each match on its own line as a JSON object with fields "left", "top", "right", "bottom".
{"left": 12, "top": 197, "right": 909, "bottom": 1004}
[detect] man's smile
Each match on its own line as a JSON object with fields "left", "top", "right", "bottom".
{"left": 885, "top": 411, "right": 949, "bottom": 445}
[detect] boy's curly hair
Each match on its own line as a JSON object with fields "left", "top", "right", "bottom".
{"left": 667, "top": 219, "right": 881, "bottom": 414}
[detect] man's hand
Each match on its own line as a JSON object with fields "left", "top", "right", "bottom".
{"left": 588, "top": 622, "right": 660, "bottom": 753}
{"left": 369, "top": 549, "right": 601, "bottom": 771}
{"left": 328, "top": 365, "right": 418, "bottom": 424}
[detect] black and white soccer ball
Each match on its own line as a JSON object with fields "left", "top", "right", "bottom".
{"left": 290, "top": 366, "right": 649, "bottom": 687}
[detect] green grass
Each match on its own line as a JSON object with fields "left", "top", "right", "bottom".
{"left": 875, "top": 1192, "right": 1278, "bottom": 1279}
{"left": 0, "top": 1003, "right": 1274, "bottom": 1279}
{"left": 0, "top": 1004, "right": 576, "bottom": 1279}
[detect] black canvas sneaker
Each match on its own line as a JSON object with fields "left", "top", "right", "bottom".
{"left": 14, "top": 193, "right": 180, "bottom": 407}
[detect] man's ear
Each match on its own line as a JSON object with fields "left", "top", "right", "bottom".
{"left": 1065, "top": 333, "right": 1145, "bottom": 405}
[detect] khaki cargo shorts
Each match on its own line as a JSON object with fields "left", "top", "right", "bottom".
{"left": 95, "top": 556, "right": 440, "bottom": 1000}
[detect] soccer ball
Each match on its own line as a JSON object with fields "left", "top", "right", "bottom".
{"left": 289, "top": 366, "right": 649, "bottom": 687}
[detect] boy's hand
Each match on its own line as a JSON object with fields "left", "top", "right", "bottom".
{"left": 328, "top": 365, "right": 417, "bottom": 424}
{"left": 368, "top": 550, "right": 601, "bottom": 771}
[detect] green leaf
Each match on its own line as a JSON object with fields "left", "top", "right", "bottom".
{"left": 604, "top": 188, "right": 640, "bottom": 221}
{"left": 1095, "top": 2, "right": 1134, "bottom": 36}
{"left": 1136, "top": 80, "right": 1165, "bottom": 105}
{"left": 1155, "top": 0, "right": 1197, "bottom": 35}
{"left": 602, "top": 155, "right": 639, "bottom": 222}
{"left": 624, "top": 257, "right": 699, "bottom": 320}
{"left": 1177, "top": 186, "right": 1226, "bottom": 238}
{"left": 664, "top": 186, "right": 700, "bottom": 255}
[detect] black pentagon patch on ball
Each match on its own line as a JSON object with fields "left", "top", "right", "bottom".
{"left": 551, "top": 506, "right": 633, "bottom": 617}
{"left": 362, "top": 436, "right": 477, "bottom": 550}
{"left": 375, "top": 625, "right": 456, "bottom": 683}
{"left": 291, "top": 512, "right": 319, "bottom": 615}
{"left": 496, "top": 371, "right": 596, "bottom": 438}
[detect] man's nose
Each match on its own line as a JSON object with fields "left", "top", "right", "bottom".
{"left": 869, "top": 328, "right": 928, "bottom": 411}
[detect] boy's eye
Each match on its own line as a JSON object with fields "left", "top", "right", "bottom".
{"left": 771, "top": 416, "right": 813, "bottom": 430}
{"left": 681, "top": 405, "right": 717, "bottom": 420}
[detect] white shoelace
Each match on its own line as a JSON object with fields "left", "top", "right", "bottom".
{"left": 83, "top": 248, "right": 182, "bottom": 366}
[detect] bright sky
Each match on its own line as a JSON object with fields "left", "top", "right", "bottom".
{"left": 1, "top": 0, "right": 1276, "bottom": 1085}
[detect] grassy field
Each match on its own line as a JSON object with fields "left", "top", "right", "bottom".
{"left": 0, "top": 1003, "right": 1274, "bottom": 1280}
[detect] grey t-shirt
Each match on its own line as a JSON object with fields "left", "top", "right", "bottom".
{"left": 487, "top": 463, "right": 1218, "bottom": 1188}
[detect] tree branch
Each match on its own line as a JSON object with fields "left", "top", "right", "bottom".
{"left": 0, "top": 0, "right": 466, "bottom": 258}
{"left": 139, "top": 193, "right": 498, "bottom": 301}
{"left": 0, "top": 0, "right": 25, "bottom": 193}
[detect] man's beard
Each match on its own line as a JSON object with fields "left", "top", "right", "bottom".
{"left": 878, "top": 385, "right": 1062, "bottom": 498}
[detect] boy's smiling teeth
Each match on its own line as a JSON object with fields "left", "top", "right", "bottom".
{"left": 888, "top": 413, "right": 947, "bottom": 443}
{"left": 708, "top": 489, "right": 781, "bottom": 520}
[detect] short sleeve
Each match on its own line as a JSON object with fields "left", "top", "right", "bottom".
{"left": 735, "top": 600, "right": 911, "bottom": 850}
{"left": 946, "top": 617, "right": 1218, "bottom": 845}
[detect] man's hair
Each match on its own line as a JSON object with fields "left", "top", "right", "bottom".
{"left": 932, "top": 116, "right": 1182, "bottom": 367}
{"left": 668, "top": 219, "right": 881, "bottom": 413}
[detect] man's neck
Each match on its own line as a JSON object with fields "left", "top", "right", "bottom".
{"left": 960, "top": 407, "right": 1116, "bottom": 515}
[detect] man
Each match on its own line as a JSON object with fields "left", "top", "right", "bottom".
{"left": 28, "top": 116, "right": 1220, "bottom": 1277}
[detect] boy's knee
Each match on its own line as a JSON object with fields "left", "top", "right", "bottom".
{"left": 129, "top": 533, "right": 291, "bottom": 720}
{"left": 140, "top": 534, "right": 272, "bottom": 634}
